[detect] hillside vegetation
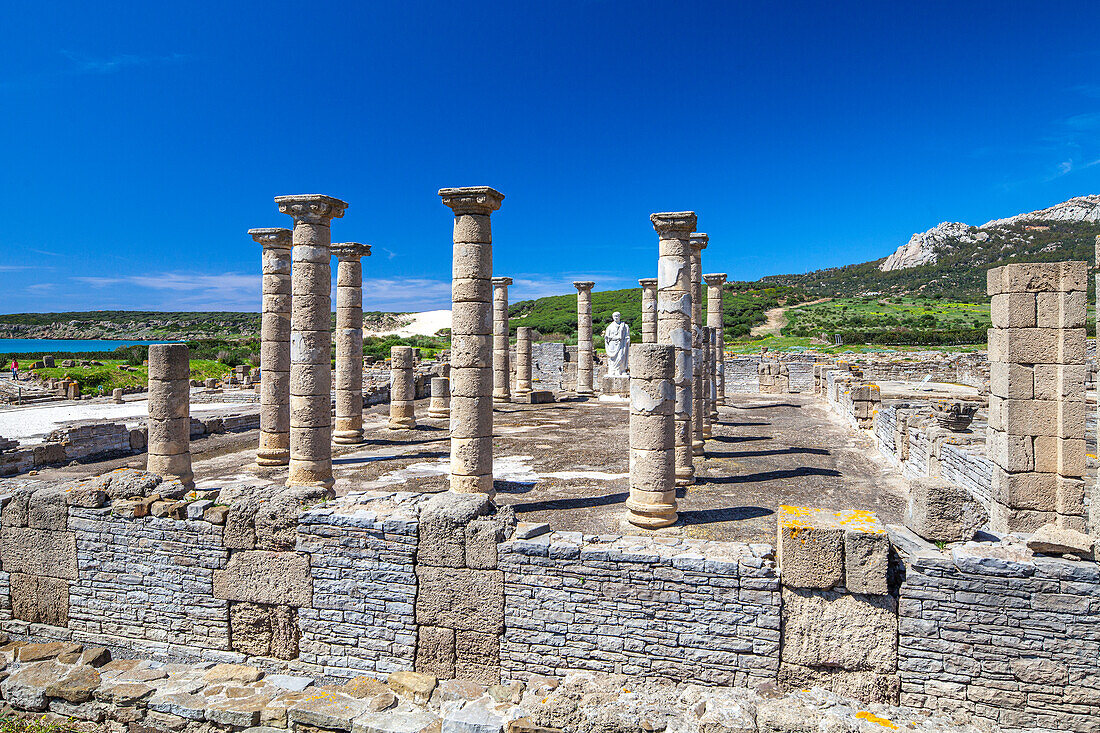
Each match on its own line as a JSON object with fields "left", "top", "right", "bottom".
{"left": 761, "top": 220, "right": 1100, "bottom": 302}
{"left": 509, "top": 285, "right": 806, "bottom": 344}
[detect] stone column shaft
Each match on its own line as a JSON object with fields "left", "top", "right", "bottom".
{"left": 333, "top": 243, "right": 371, "bottom": 444}
{"left": 388, "top": 345, "right": 417, "bottom": 429}
{"left": 428, "top": 376, "right": 450, "bottom": 418}
{"left": 276, "top": 193, "right": 348, "bottom": 489}
{"left": 515, "top": 327, "right": 533, "bottom": 396}
{"left": 702, "top": 326, "right": 713, "bottom": 438}
{"left": 251, "top": 227, "right": 292, "bottom": 466}
{"left": 574, "top": 281, "right": 595, "bottom": 395}
{"left": 627, "top": 343, "right": 677, "bottom": 528}
{"left": 689, "top": 233, "right": 708, "bottom": 456}
{"left": 640, "top": 278, "right": 658, "bottom": 344}
{"left": 146, "top": 343, "right": 193, "bottom": 488}
{"left": 652, "top": 211, "right": 697, "bottom": 486}
{"left": 705, "top": 273, "right": 727, "bottom": 407}
{"left": 441, "top": 186, "right": 504, "bottom": 496}
{"left": 493, "top": 277, "right": 512, "bottom": 402}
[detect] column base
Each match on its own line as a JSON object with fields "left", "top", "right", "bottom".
{"left": 576, "top": 389, "right": 596, "bottom": 397}
{"left": 627, "top": 509, "right": 678, "bottom": 529}
{"left": 515, "top": 388, "right": 532, "bottom": 397}
{"left": 493, "top": 396, "right": 511, "bottom": 403}
{"left": 427, "top": 409, "right": 450, "bottom": 419}
{"left": 675, "top": 468, "right": 694, "bottom": 486}
{"left": 387, "top": 418, "right": 417, "bottom": 430}
{"left": 333, "top": 430, "right": 365, "bottom": 445}
{"left": 692, "top": 440, "right": 705, "bottom": 456}
{"left": 256, "top": 449, "right": 290, "bottom": 467}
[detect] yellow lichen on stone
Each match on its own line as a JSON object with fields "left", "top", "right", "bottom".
{"left": 855, "top": 711, "right": 898, "bottom": 729}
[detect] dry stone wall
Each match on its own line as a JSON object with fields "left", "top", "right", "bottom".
{"left": 499, "top": 531, "right": 780, "bottom": 686}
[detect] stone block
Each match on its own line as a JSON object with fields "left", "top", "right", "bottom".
{"left": 992, "top": 467, "right": 1058, "bottom": 511}
{"left": 386, "top": 671, "right": 438, "bottom": 705}
{"left": 416, "top": 625, "right": 455, "bottom": 679}
{"left": 1033, "top": 435, "right": 1085, "bottom": 476}
{"left": 1, "top": 527, "right": 78, "bottom": 579}
{"left": 843, "top": 526, "right": 889, "bottom": 596}
{"left": 987, "top": 327, "right": 1085, "bottom": 365}
{"left": 987, "top": 429, "right": 1033, "bottom": 472}
{"left": 1027, "top": 524, "right": 1094, "bottom": 559}
{"left": 455, "top": 631, "right": 499, "bottom": 685}
{"left": 989, "top": 361, "right": 1033, "bottom": 400}
{"left": 415, "top": 566, "right": 504, "bottom": 634}
{"left": 780, "top": 587, "right": 897, "bottom": 674}
{"left": 990, "top": 292, "right": 1037, "bottom": 328}
{"left": 776, "top": 506, "right": 844, "bottom": 589}
{"left": 27, "top": 488, "right": 67, "bottom": 530}
{"left": 419, "top": 492, "right": 492, "bottom": 568}
{"left": 1037, "top": 289, "right": 1087, "bottom": 328}
{"left": 988, "top": 261, "right": 1085, "bottom": 295}
{"left": 904, "top": 479, "right": 988, "bottom": 542}
{"left": 212, "top": 551, "right": 312, "bottom": 606}
{"left": 1033, "top": 363, "right": 1086, "bottom": 401}
{"left": 465, "top": 517, "right": 505, "bottom": 570}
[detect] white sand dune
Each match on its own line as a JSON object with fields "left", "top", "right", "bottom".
{"left": 365, "top": 310, "right": 451, "bottom": 338}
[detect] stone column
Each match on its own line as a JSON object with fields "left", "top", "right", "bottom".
{"left": 332, "top": 242, "right": 371, "bottom": 445}
{"left": 708, "top": 327, "right": 719, "bottom": 422}
{"left": 428, "top": 376, "right": 450, "bottom": 418}
{"left": 492, "top": 277, "right": 512, "bottom": 403}
{"left": 640, "top": 278, "right": 658, "bottom": 344}
{"left": 146, "top": 343, "right": 194, "bottom": 489}
{"left": 275, "top": 194, "right": 348, "bottom": 489}
{"left": 627, "top": 343, "right": 677, "bottom": 528}
{"left": 250, "top": 228, "right": 292, "bottom": 466}
{"left": 702, "top": 326, "right": 713, "bottom": 438}
{"left": 689, "top": 233, "right": 708, "bottom": 456}
{"left": 574, "top": 281, "right": 596, "bottom": 396}
{"left": 987, "top": 261, "right": 1087, "bottom": 533}
{"left": 388, "top": 345, "right": 417, "bottom": 429}
{"left": 652, "top": 211, "right": 697, "bottom": 486}
{"left": 704, "top": 273, "right": 727, "bottom": 407}
{"left": 515, "top": 326, "right": 533, "bottom": 397}
{"left": 440, "top": 186, "right": 504, "bottom": 495}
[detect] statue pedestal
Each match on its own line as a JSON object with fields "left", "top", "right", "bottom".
{"left": 599, "top": 374, "right": 630, "bottom": 402}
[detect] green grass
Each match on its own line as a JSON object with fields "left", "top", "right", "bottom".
{"left": 0, "top": 716, "right": 86, "bottom": 733}
{"left": 25, "top": 359, "right": 229, "bottom": 393}
{"left": 783, "top": 296, "right": 993, "bottom": 344}
{"left": 724, "top": 335, "right": 986, "bottom": 355}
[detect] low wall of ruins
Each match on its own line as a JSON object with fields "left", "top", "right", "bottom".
{"left": 0, "top": 468, "right": 1094, "bottom": 729}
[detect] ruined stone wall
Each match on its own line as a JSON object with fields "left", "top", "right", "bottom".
{"left": 898, "top": 535, "right": 1100, "bottom": 732}
{"left": 297, "top": 496, "right": 419, "bottom": 679}
{"left": 67, "top": 508, "right": 231, "bottom": 657}
{"left": 498, "top": 531, "right": 780, "bottom": 686}
{"left": 725, "top": 358, "right": 760, "bottom": 393}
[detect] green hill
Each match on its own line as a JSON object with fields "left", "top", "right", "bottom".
{"left": 509, "top": 285, "right": 806, "bottom": 344}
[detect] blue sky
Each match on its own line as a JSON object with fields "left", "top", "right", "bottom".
{"left": 3, "top": 1, "right": 1100, "bottom": 313}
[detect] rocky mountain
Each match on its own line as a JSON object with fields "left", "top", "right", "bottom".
{"left": 763, "top": 195, "right": 1100, "bottom": 302}
{"left": 879, "top": 195, "right": 1100, "bottom": 272}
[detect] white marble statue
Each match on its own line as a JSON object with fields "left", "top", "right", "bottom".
{"left": 604, "top": 312, "right": 630, "bottom": 377}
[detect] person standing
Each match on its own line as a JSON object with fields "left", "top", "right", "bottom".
{"left": 9, "top": 359, "right": 17, "bottom": 380}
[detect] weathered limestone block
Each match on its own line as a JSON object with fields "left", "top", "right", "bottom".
{"left": 844, "top": 525, "right": 890, "bottom": 596}
{"left": 229, "top": 602, "right": 300, "bottom": 660}
{"left": 418, "top": 492, "right": 493, "bottom": 568}
{"left": 780, "top": 587, "right": 898, "bottom": 689}
{"left": 416, "top": 625, "right": 456, "bottom": 679}
{"left": 27, "top": 487, "right": 67, "bottom": 530}
{"left": 1026, "top": 523, "right": 1095, "bottom": 559}
{"left": 428, "top": 377, "right": 450, "bottom": 419}
{"left": 777, "top": 507, "right": 844, "bottom": 589}
{"left": 10, "top": 573, "right": 69, "bottom": 626}
{"left": 904, "top": 478, "right": 988, "bottom": 543}
{"left": 1, "top": 526, "right": 78, "bottom": 579}
{"left": 455, "top": 630, "right": 499, "bottom": 685}
{"left": 1, "top": 660, "right": 67, "bottom": 711}
{"left": 213, "top": 550, "right": 312, "bottom": 606}
{"left": 415, "top": 566, "right": 504, "bottom": 635}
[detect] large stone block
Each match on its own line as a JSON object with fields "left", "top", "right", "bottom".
{"left": 455, "top": 630, "right": 499, "bottom": 685}
{"left": 418, "top": 493, "right": 492, "bottom": 568}
{"left": 416, "top": 625, "right": 455, "bottom": 679}
{"left": 415, "top": 566, "right": 504, "bottom": 635}
{"left": 992, "top": 467, "right": 1058, "bottom": 511}
{"left": 990, "top": 292, "right": 1037, "bottom": 328}
{"left": 212, "top": 551, "right": 312, "bottom": 607}
{"left": 904, "top": 479, "right": 988, "bottom": 542}
{"left": 229, "top": 602, "right": 299, "bottom": 660}
{"left": 986, "top": 327, "right": 1085, "bottom": 365}
{"left": 843, "top": 525, "right": 889, "bottom": 596}
{"left": 987, "top": 261, "right": 1086, "bottom": 295}
{"left": 1, "top": 527, "right": 78, "bottom": 579}
{"left": 27, "top": 488, "right": 67, "bottom": 530}
{"left": 777, "top": 506, "right": 844, "bottom": 589}
{"left": 780, "top": 587, "right": 897, "bottom": 675}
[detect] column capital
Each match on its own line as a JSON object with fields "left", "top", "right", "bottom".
{"left": 492, "top": 276, "right": 513, "bottom": 287}
{"left": 639, "top": 278, "right": 657, "bottom": 287}
{"left": 703, "top": 273, "right": 727, "bottom": 287}
{"left": 650, "top": 211, "right": 697, "bottom": 236}
{"left": 690, "top": 232, "right": 709, "bottom": 250}
{"left": 274, "top": 194, "right": 348, "bottom": 224}
{"left": 332, "top": 242, "right": 372, "bottom": 260}
{"left": 249, "top": 228, "right": 292, "bottom": 249}
{"left": 573, "top": 281, "right": 595, "bottom": 292}
{"left": 439, "top": 186, "right": 504, "bottom": 215}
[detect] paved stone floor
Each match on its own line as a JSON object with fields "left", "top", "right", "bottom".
{"left": 28, "top": 393, "right": 908, "bottom": 544}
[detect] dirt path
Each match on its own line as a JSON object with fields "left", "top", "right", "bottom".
{"left": 749, "top": 298, "right": 832, "bottom": 337}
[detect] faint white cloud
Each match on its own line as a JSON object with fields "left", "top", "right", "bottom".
{"left": 361, "top": 279, "right": 452, "bottom": 311}
{"left": 0, "top": 265, "right": 34, "bottom": 272}
{"left": 509, "top": 274, "right": 632, "bottom": 301}
{"left": 378, "top": 247, "right": 398, "bottom": 260}
{"left": 59, "top": 50, "right": 188, "bottom": 75}
{"left": 72, "top": 272, "right": 259, "bottom": 310}
{"left": 25, "top": 283, "right": 55, "bottom": 294}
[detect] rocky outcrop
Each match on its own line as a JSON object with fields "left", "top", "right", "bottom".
{"left": 880, "top": 222, "right": 986, "bottom": 272}
{"left": 879, "top": 194, "right": 1100, "bottom": 272}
